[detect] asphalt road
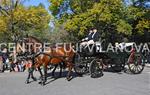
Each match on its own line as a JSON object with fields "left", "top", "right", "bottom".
{"left": 0, "top": 67, "right": 149, "bottom": 95}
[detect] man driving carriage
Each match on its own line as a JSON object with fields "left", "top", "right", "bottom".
{"left": 80, "top": 28, "right": 100, "bottom": 54}
{"left": 81, "top": 28, "right": 100, "bottom": 46}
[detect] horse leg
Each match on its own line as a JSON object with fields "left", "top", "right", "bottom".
{"left": 29, "top": 58, "right": 36, "bottom": 81}
{"left": 52, "top": 64, "right": 57, "bottom": 77}
{"left": 66, "top": 63, "right": 73, "bottom": 81}
{"left": 44, "top": 65, "right": 47, "bottom": 82}
{"left": 41, "top": 65, "right": 47, "bottom": 85}
{"left": 31, "top": 68, "right": 37, "bottom": 81}
{"left": 37, "top": 67, "right": 43, "bottom": 84}
{"left": 37, "top": 67, "right": 43, "bottom": 79}
{"left": 25, "top": 69, "right": 31, "bottom": 84}
{"left": 25, "top": 66, "right": 36, "bottom": 84}
{"left": 59, "top": 63, "right": 63, "bottom": 77}
{"left": 9, "top": 63, "right": 13, "bottom": 72}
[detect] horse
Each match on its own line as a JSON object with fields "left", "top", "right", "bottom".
{"left": 12, "top": 38, "right": 62, "bottom": 84}
{"left": 21, "top": 36, "right": 75, "bottom": 85}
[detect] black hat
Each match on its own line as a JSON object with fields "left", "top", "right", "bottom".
{"left": 92, "top": 27, "right": 97, "bottom": 30}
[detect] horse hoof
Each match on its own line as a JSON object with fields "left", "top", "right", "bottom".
{"left": 38, "top": 81, "right": 42, "bottom": 84}
{"left": 41, "top": 82, "right": 45, "bottom": 86}
{"left": 66, "top": 76, "right": 73, "bottom": 81}
{"left": 25, "top": 80, "right": 30, "bottom": 84}
{"left": 32, "top": 77, "right": 37, "bottom": 81}
{"left": 91, "top": 73, "right": 103, "bottom": 78}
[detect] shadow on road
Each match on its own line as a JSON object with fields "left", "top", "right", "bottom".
{"left": 44, "top": 71, "right": 81, "bottom": 85}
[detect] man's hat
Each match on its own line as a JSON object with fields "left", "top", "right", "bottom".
{"left": 90, "top": 27, "right": 97, "bottom": 30}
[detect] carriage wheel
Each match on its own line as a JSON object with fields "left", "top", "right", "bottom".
{"left": 127, "top": 53, "right": 145, "bottom": 74}
{"left": 89, "top": 59, "right": 103, "bottom": 78}
{"left": 74, "top": 53, "right": 89, "bottom": 75}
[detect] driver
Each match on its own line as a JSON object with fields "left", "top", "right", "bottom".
{"left": 81, "top": 28, "right": 100, "bottom": 46}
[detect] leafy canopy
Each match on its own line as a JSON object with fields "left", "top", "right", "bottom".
{"left": 49, "top": 0, "right": 150, "bottom": 40}
{"left": 0, "top": 0, "right": 51, "bottom": 41}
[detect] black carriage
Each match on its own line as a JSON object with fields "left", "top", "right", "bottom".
{"left": 74, "top": 42, "right": 145, "bottom": 78}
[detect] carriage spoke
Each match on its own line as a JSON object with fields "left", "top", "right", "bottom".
{"left": 135, "top": 66, "right": 138, "bottom": 73}
{"left": 132, "top": 65, "right": 135, "bottom": 72}
{"left": 137, "top": 65, "right": 141, "bottom": 72}
{"left": 130, "top": 64, "right": 134, "bottom": 70}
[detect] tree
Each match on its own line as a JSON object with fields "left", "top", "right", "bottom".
{"left": 126, "top": 0, "right": 150, "bottom": 42}
{"left": 62, "top": 0, "right": 133, "bottom": 40}
{"left": 49, "top": 0, "right": 150, "bottom": 42}
{"left": 0, "top": 0, "right": 51, "bottom": 42}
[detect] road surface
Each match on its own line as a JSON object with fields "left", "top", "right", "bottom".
{"left": 0, "top": 67, "right": 149, "bottom": 95}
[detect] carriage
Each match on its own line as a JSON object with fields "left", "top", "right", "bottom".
{"left": 14, "top": 36, "right": 145, "bottom": 85}
{"left": 74, "top": 42, "right": 145, "bottom": 78}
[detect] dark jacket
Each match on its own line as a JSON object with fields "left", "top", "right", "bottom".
{"left": 87, "top": 32, "right": 93, "bottom": 41}
{"left": 2, "top": 52, "right": 8, "bottom": 63}
{"left": 91, "top": 32, "right": 100, "bottom": 42}
{"left": 84, "top": 31, "right": 100, "bottom": 42}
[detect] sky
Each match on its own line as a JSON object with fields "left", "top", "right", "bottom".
{"left": 24, "top": 0, "right": 50, "bottom": 11}
{"left": 23, "top": 0, "right": 150, "bottom": 27}
{"left": 24, "top": 0, "right": 54, "bottom": 27}
{"left": 23, "top": 0, "right": 150, "bottom": 13}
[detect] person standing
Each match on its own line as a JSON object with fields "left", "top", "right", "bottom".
{"left": 2, "top": 47, "right": 9, "bottom": 71}
{"left": 0, "top": 51, "right": 3, "bottom": 72}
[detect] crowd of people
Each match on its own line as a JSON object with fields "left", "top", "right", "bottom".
{"left": 0, "top": 28, "right": 100, "bottom": 73}
{"left": 0, "top": 47, "right": 30, "bottom": 73}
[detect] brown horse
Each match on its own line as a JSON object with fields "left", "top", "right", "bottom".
{"left": 23, "top": 36, "right": 75, "bottom": 85}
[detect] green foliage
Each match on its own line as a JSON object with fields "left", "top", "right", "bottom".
{"left": 49, "top": 0, "right": 150, "bottom": 42}
{"left": 136, "top": 19, "right": 150, "bottom": 33}
{"left": 49, "top": 0, "right": 64, "bottom": 16}
{"left": 126, "top": 4, "right": 150, "bottom": 34}
{"left": 0, "top": 0, "right": 149, "bottom": 42}
{"left": 116, "top": 20, "right": 133, "bottom": 35}
{"left": 13, "top": 5, "right": 51, "bottom": 32}
{"left": 0, "top": 0, "right": 51, "bottom": 41}
{"left": 64, "top": 0, "right": 132, "bottom": 36}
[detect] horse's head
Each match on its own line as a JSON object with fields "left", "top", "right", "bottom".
{"left": 25, "top": 36, "right": 42, "bottom": 43}
{"left": 15, "top": 36, "right": 42, "bottom": 61}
